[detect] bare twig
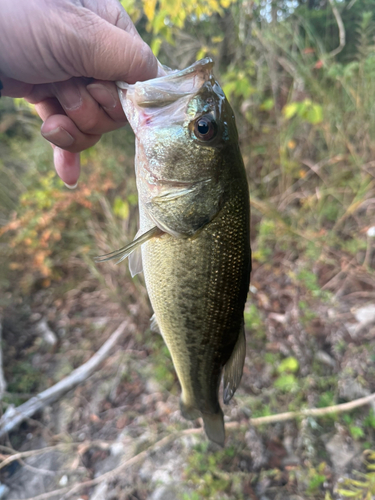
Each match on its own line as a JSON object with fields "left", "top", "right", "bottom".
{"left": 0, "top": 445, "right": 73, "bottom": 472}
{"left": 0, "top": 320, "right": 130, "bottom": 438}
{"left": 15, "top": 392, "right": 375, "bottom": 500}
{"left": 0, "top": 440, "right": 112, "bottom": 472}
{"left": 247, "top": 392, "right": 375, "bottom": 425}
{"left": 328, "top": 0, "right": 346, "bottom": 57}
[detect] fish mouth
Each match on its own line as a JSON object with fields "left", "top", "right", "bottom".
{"left": 117, "top": 58, "right": 214, "bottom": 108}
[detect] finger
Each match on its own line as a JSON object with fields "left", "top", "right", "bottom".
{"left": 40, "top": 112, "right": 101, "bottom": 153}
{"left": 53, "top": 147, "right": 81, "bottom": 187}
{"left": 36, "top": 97, "right": 102, "bottom": 152}
{"left": 0, "top": 75, "right": 33, "bottom": 98}
{"left": 28, "top": 79, "right": 127, "bottom": 134}
{"left": 86, "top": 80, "right": 128, "bottom": 124}
{"left": 33, "top": 98, "right": 82, "bottom": 186}
{"left": 35, "top": 97, "right": 102, "bottom": 152}
{"left": 52, "top": 78, "right": 127, "bottom": 133}
{"left": 35, "top": 79, "right": 127, "bottom": 136}
{"left": 34, "top": 97, "right": 65, "bottom": 121}
{"left": 72, "top": 13, "right": 158, "bottom": 83}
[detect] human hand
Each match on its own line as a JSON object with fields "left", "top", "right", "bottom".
{"left": 0, "top": 0, "right": 158, "bottom": 187}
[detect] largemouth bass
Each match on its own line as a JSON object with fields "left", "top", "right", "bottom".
{"left": 96, "top": 58, "right": 251, "bottom": 446}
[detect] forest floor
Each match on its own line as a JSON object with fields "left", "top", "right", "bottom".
{"left": 1, "top": 242, "right": 375, "bottom": 500}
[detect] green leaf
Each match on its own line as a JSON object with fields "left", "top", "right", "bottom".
{"left": 364, "top": 410, "right": 375, "bottom": 428}
{"left": 222, "top": 81, "right": 237, "bottom": 98}
{"left": 260, "top": 98, "right": 274, "bottom": 111}
{"left": 127, "top": 193, "right": 138, "bottom": 206}
{"left": 336, "top": 489, "right": 361, "bottom": 497}
{"left": 277, "top": 356, "right": 299, "bottom": 373}
{"left": 273, "top": 374, "right": 298, "bottom": 392}
{"left": 306, "top": 104, "right": 323, "bottom": 124}
{"left": 308, "top": 473, "right": 326, "bottom": 492}
{"left": 113, "top": 197, "right": 129, "bottom": 220}
{"left": 283, "top": 102, "right": 299, "bottom": 119}
{"left": 196, "top": 47, "right": 208, "bottom": 60}
{"left": 350, "top": 425, "right": 365, "bottom": 440}
{"left": 151, "top": 37, "right": 162, "bottom": 57}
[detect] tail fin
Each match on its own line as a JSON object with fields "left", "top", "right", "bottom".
{"left": 202, "top": 410, "right": 225, "bottom": 447}
{"left": 180, "top": 394, "right": 225, "bottom": 447}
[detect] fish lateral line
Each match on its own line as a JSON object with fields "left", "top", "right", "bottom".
{"left": 94, "top": 226, "right": 162, "bottom": 265}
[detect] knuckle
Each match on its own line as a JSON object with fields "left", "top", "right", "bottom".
{"left": 80, "top": 113, "right": 101, "bottom": 133}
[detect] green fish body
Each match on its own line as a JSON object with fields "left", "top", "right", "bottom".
{"left": 97, "top": 59, "right": 251, "bottom": 445}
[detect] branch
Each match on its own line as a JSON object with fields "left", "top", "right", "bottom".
{"left": 0, "top": 320, "right": 130, "bottom": 438}
{"left": 15, "top": 392, "right": 375, "bottom": 500}
{"left": 247, "top": 392, "right": 375, "bottom": 426}
{"left": 328, "top": 0, "right": 346, "bottom": 57}
{"left": 0, "top": 440, "right": 112, "bottom": 475}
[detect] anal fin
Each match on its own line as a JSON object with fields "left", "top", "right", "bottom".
{"left": 223, "top": 322, "right": 246, "bottom": 405}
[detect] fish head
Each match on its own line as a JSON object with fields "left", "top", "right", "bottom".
{"left": 118, "top": 58, "right": 241, "bottom": 236}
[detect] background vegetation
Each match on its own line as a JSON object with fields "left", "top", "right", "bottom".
{"left": 1, "top": 0, "right": 375, "bottom": 498}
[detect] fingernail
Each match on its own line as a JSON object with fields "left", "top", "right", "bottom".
{"left": 87, "top": 84, "right": 117, "bottom": 109}
{"left": 41, "top": 126, "right": 75, "bottom": 148}
{"left": 55, "top": 85, "right": 82, "bottom": 110}
{"left": 64, "top": 181, "right": 78, "bottom": 189}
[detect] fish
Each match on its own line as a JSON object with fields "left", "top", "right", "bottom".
{"left": 96, "top": 58, "right": 251, "bottom": 446}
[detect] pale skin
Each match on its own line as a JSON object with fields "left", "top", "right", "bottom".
{"left": 0, "top": 0, "right": 158, "bottom": 187}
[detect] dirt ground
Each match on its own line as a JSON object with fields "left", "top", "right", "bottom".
{"left": 1, "top": 249, "right": 374, "bottom": 500}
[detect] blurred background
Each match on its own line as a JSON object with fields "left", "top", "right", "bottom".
{"left": 0, "top": 0, "right": 375, "bottom": 498}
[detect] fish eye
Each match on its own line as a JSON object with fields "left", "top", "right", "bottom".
{"left": 193, "top": 115, "right": 217, "bottom": 142}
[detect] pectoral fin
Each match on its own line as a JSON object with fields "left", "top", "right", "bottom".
{"left": 153, "top": 185, "right": 201, "bottom": 202}
{"left": 146, "top": 178, "right": 225, "bottom": 237}
{"left": 223, "top": 323, "right": 246, "bottom": 405}
{"left": 95, "top": 226, "right": 161, "bottom": 265}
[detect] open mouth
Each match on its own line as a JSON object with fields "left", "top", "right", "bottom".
{"left": 117, "top": 58, "right": 215, "bottom": 108}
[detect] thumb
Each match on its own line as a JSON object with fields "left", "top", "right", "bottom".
{"left": 76, "top": 16, "right": 158, "bottom": 84}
